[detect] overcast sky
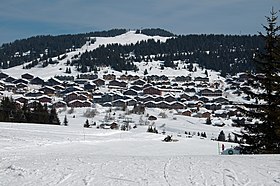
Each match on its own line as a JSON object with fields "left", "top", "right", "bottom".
{"left": 0, "top": 0, "right": 279, "bottom": 44}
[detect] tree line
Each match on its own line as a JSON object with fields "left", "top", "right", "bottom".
{"left": 0, "top": 97, "right": 60, "bottom": 125}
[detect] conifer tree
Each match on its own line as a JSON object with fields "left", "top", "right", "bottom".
{"left": 63, "top": 115, "right": 68, "bottom": 126}
{"left": 240, "top": 9, "right": 280, "bottom": 154}
{"left": 218, "top": 130, "right": 226, "bottom": 141}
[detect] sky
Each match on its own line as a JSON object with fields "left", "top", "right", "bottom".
{"left": 0, "top": 0, "right": 279, "bottom": 44}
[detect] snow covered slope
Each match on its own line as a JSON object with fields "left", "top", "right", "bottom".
{"left": 0, "top": 108, "right": 279, "bottom": 186}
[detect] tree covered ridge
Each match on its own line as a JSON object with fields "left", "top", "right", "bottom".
{"left": 0, "top": 28, "right": 264, "bottom": 76}
{"left": 74, "top": 34, "right": 264, "bottom": 76}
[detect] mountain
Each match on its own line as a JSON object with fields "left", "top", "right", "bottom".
{"left": 0, "top": 29, "right": 263, "bottom": 76}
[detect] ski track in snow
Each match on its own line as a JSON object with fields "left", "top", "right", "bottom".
{"left": 0, "top": 122, "right": 279, "bottom": 186}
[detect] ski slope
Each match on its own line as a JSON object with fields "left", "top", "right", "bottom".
{"left": 0, "top": 118, "right": 279, "bottom": 186}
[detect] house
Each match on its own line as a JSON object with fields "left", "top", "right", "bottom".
{"left": 4, "top": 76, "right": 17, "bottom": 83}
{"left": 13, "top": 79, "right": 29, "bottom": 85}
{"left": 112, "top": 100, "right": 126, "bottom": 107}
{"left": 199, "top": 89, "right": 223, "bottom": 97}
{"left": 164, "top": 95, "right": 176, "bottom": 102}
{"left": 103, "top": 74, "right": 116, "bottom": 80}
{"left": 214, "top": 110, "right": 228, "bottom": 118}
{"left": 129, "top": 85, "right": 142, "bottom": 91}
{"left": 37, "top": 95, "right": 52, "bottom": 103}
{"left": 0, "top": 72, "right": 9, "bottom": 79}
{"left": 108, "top": 80, "right": 127, "bottom": 88}
{"left": 157, "top": 101, "right": 170, "bottom": 109}
{"left": 127, "top": 99, "right": 137, "bottom": 106}
{"left": 194, "top": 77, "right": 209, "bottom": 82}
{"left": 39, "top": 86, "right": 56, "bottom": 96}
{"left": 64, "top": 92, "right": 79, "bottom": 103}
{"left": 30, "top": 77, "right": 45, "bottom": 85}
{"left": 21, "top": 73, "right": 34, "bottom": 80}
{"left": 53, "top": 100, "right": 67, "bottom": 108}
{"left": 174, "top": 76, "right": 192, "bottom": 82}
{"left": 131, "top": 79, "right": 146, "bottom": 86}
{"left": 123, "top": 89, "right": 138, "bottom": 96}
{"left": 68, "top": 100, "right": 91, "bottom": 107}
{"left": 143, "top": 86, "right": 162, "bottom": 96}
{"left": 144, "top": 101, "right": 156, "bottom": 108}
{"left": 205, "top": 103, "right": 222, "bottom": 110}
{"left": 15, "top": 96, "right": 28, "bottom": 104}
{"left": 84, "top": 82, "right": 96, "bottom": 91}
{"left": 212, "top": 97, "right": 229, "bottom": 104}
{"left": 45, "top": 77, "right": 62, "bottom": 86}
{"left": 25, "top": 90, "right": 44, "bottom": 97}
{"left": 77, "top": 73, "right": 98, "bottom": 80}
{"left": 182, "top": 110, "right": 192, "bottom": 116}
{"left": 110, "top": 122, "right": 119, "bottom": 129}
{"left": 4, "top": 84, "right": 16, "bottom": 92}
{"left": 93, "top": 78, "right": 105, "bottom": 87}
{"left": 170, "top": 102, "right": 185, "bottom": 110}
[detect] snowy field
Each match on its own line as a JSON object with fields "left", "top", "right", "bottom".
{"left": 1, "top": 110, "right": 279, "bottom": 186}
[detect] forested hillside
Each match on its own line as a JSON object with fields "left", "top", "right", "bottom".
{"left": 0, "top": 29, "right": 264, "bottom": 76}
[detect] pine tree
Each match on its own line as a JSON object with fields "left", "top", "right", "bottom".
{"left": 63, "top": 115, "right": 68, "bottom": 126}
{"left": 240, "top": 9, "right": 280, "bottom": 154}
{"left": 218, "top": 130, "right": 226, "bottom": 141}
{"left": 84, "top": 119, "right": 90, "bottom": 128}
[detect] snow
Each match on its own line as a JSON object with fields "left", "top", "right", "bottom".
{"left": 1, "top": 108, "right": 279, "bottom": 185}
{"left": 0, "top": 31, "right": 279, "bottom": 185}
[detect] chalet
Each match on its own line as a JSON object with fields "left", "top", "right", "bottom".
{"left": 127, "top": 75, "right": 139, "bottom": 81}
{"left": 194, "top": 77, "right": 209, "bottom": 82}
{"left": 110, "top": 122, "right": 119, "bottom": 130}
{"left": 129, "top": 85, "right": 142, "bottom": 91}
{"left": 185, "top": 88, "right": 196, "bottom": 93}
{"left": 185, "top": 101, "right": 203, "bottom": 108}
{"left": 60, "top": 86, "right": 83, "bottom": 95}
{"left": 127, "top": 99, "right": 137, "bottom": 106}
{"left": 123, "top": 89, "right": 138, "bottom": 96}
{"left": 21, "top": 73, "right": 34, "bottom": 80}
{"left": 100, "top": 93, "right": 114, "bottom": 103}
{"left": 131, "top": 79, "right": 146, "bottom": 86}
{"left": 164, "top": 95, "right": 176, "bottom": 102}
{"left": 154, "top": 96, "right": 164, "bottom": 102}
{"left": 4, "top": 84, "right": 16, "bottom": 92}
{"left": 194, "top": 108, "right": 211, "bottom": 118}
{"left": 157, "top": 101, "right": 170, "bottom": 109}
{"left": 78, "top": 94, "right": 88, "bottom": 101}
{"left": 16, "top": 83, "right": 28, "bottom": 89}
{"left": 45, "top": 77, "right": 62, "bottom": 86}
{"left": 77, "top": 73, "right": 98, "bottom": 80}
{"left": 148, "top": 115, "right": 157, "bottom": 120}
{"left": 180, "top": 93, "right": 191, "bottom": 100}
{"left": 103, "top": 74, "right": 116, "bottom": 80}
{"left": 112, "top": 100, "right": 126, "bottom": 107}
{"left": 143, "top": 83, "right": 153, "bottom": 89}
{"left": 84, "top": 82, "right": 96, "bottom": 91}
{"left": 15, "top": 96, "right": 28, "bottom": 104}
{"left": 64, "top": 92, "right": 78, "bottom": 102}
{"left": 68, "top": 100, "right": 91, "bottom": 107}
{"left": 30, "top": 77, "right": 45, "bottom": 85}
{"left": 37, "top": 95, "right": 52, "bottom": 103}
{"left": 199, "top": 97, "right": 209, "bottom": 103}
{"left": 170, "top": 102, "right": 185, "bottom": 110}
{"left": 212, "top": 97, "right": 229, "bottom": 104}
{"left": 144, "top": 101, "right": 156, "bottom": 108}
{"left": 142, "top": 95, "right": 155, "bottom": 103}
{"left": 4, "top": 76, "right": 17, "bottom": 83}
{"left": 53, "top": 85, "right": 65, "bottom": 91}
{"left": 0, "top": 85, "right": 4, "bottom": 91}
{"left": 39, "top": 86, "right": 56, "bottom": 96}
{"left": 182, "top": 110, "right": 192, "bottom": 116}
{"left": 214, "top": 110, "right": 228, "bottom": 118}
{"left": 143, "top": 86, "right": 162, "bottom": 96}
{"left": 0, "top": 72, "right": 9, "bottom": 79}
{"left": 13, "top": 79, "right": 29, "bottom": 85}
{"left": 174, "top": 76, "right": 192, "bottom": 82}
{"left": 93, "top": 78, "right": 105, "bottom": 87}
{"left": 25, "top": 90, "right": 44, "bottom": 97}
{"left": 205, "top": 103, "right": 222, "bottom": 110}
{"left": 53, "top": 100, "right": 67, "bottom": 108}
{"left": 199, "top": 89, "right": 223, "bottom": 97}
{"left": 108, "top": 80, "right": 127, "bottom": 88}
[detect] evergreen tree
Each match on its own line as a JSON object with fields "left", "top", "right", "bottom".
{"left": 63, "top": 115, "right": 68, "bottom": 126}
{"left": 49, "top": 107, "right": 60, "bottom": 125}
{"left": 84, "top": 119, "right": 90, "bottom": 128}
{"left": 218, "top": 130, "right": 226, "bottom": 141}
{"left": 239, "top": 9, "right": 280, "bottom": 154}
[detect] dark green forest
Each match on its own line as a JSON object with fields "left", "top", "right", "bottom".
{"left": 0, "top": 28, "right": 264, "bottom": 76}
{"left": 0, "top": 97, "right": 60, "bottom": 125}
